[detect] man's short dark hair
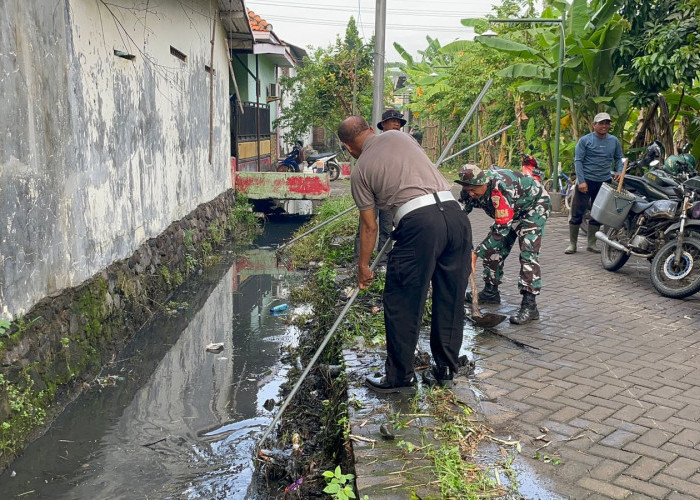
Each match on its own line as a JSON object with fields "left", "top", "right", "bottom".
{"left": 338, "top": 116, "right": 370, "bottom": 143}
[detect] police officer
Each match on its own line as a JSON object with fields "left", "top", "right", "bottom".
{"left": 457, "top": 165, "right": 551, "bottom": 325}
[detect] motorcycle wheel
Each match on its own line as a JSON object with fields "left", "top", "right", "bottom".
{"left": 564, "top": 188, "right": 574, "bottom": 211}
{"left": 327, "top": 160, "right": 341, "bottom": 181}
{"left": 600, "top": 225, "right": 630, "bottom": 271}
{"left": 650, "top": 237, "right": 700, "bottom": 299}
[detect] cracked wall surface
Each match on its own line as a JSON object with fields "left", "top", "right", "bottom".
{"left": 0, "top": 0, "right": 231, "bottom": 319}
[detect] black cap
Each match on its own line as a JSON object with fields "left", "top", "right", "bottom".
{"left": 377, "top": 109, "right": 407, "bottom": 130}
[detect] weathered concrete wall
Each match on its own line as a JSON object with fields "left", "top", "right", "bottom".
{"left": 0, "top": 0, "right": 231, "bottom": 320}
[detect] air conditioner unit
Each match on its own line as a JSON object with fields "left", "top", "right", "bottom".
{"left": 267, "top": 83, "right": 279, "bottom": 99}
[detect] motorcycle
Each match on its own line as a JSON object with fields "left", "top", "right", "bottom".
{"left": 303, "top": 151, "right": 341, "bottom": 181}
{"left": 595, "top": 172, "right": 700, "bottom": 299}
{"left": 521, "top": 153, "right": 544, "bottom": 183}
{"left": 277, "top": 141, "right": 304, "bottom": 173}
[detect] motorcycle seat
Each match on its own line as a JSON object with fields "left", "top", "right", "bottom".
{"left": 306, "top": 152, "right": 337, "bottom": 162}
{"left": 631, "top": 200, "right": 654, "bottom": 213}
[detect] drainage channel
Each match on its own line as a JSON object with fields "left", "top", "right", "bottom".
{"left": 0, "top": 216, "right": 308, "bottom": 499}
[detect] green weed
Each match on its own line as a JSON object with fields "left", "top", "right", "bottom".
{"left": 322, "top": 465, "right": 356, "bottom": 500}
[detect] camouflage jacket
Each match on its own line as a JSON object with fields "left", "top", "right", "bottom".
{"left": 463, "top": 169, "right": 550, "bottom": 254}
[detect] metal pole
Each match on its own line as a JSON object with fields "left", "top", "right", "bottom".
{"left": 258, "top": 239, "right": 392, "bottom": 449}
{"left": 441, "top": 125, "right": 512, "bottom": 164}
{"left": 275, "top": 205, "right": 357, "bottom": 253}
{"left": 371, "top": 0, "right": 386, "bottom": 134}
{"left": 435, "top": 78, "right": 493, "bottom": 168}
{"left": 552, "top": 13, "right": 566, "bottom": 183}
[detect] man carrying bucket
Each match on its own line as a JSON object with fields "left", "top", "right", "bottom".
{"left": 565, "top": 112, "right": 625, "bottom": 254}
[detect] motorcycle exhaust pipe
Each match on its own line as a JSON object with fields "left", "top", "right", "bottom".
{"left": 595, "top": 230, "right": 631, "bottom": 254}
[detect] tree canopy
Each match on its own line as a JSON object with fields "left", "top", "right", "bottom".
{"left": 274, "top": 18, "right": 375, "bottom": 146}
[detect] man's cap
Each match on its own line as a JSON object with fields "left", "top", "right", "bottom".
{"left": 455, "top": 164, "right": 488, "bottom": 186}
{"left": 593, "top": 112, "right": 612, "bottom": 123}
{"left": 377, "top": 109, "right": 407, "bottom": 130}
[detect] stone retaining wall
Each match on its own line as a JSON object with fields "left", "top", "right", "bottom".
{"left": 0, "top": 189, "right": 245, "bottom": 470}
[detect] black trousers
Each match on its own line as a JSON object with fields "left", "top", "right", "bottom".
{"left": 382, "top": 200, "right": 472, "bottom": 385}
{"left": 569, "top": 179, "right": 609, "bottom": 226}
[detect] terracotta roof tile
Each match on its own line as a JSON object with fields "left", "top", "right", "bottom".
{"left": 247, "top": 9, "right": 272, "bottom": 32}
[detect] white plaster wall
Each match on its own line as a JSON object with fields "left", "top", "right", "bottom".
{"left": 0, "top": 0, "right": 232, "bottom": 319}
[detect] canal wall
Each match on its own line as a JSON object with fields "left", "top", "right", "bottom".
{"left": 0, "top": 188, "right": 251, "bottom": 470}
{"left": 0, "top": 0, "right": 232, "bottom": 321}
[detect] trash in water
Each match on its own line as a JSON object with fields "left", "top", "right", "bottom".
{"left": 270, "top": 304, "right": 288, "bottom": 314}
{"left": 205, "top": 342, "right": 224, "bottom": 353}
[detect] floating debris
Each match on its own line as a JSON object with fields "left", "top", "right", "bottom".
{"left": 205, "top": 343, "right": 224, "bottom": 353}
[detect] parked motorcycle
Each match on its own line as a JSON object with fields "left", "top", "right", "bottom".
{"left": 277, "top": 141, "right": 304, "bottom": 172}
{"left": 521, "top": 153, "right": 544, "bottom": 183}
{"left": 304, "top": 151, "right": 341, "bottom": 181}
{"left": 595, "top": 173, "right": 700, "bottom": 299}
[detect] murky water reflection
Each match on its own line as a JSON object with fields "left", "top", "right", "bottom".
{"left": 0, "top": 217, "right": 307, "bottom": 499}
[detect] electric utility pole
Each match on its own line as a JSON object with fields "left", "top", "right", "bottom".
{"left": 371, "top": 0, "right": 386, "bottom": 133}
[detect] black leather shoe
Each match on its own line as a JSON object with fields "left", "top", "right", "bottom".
{"left": 364, "top": 376, "right": 416, "bottom": 394}
{"left": 421, "top": 366, "right": 455, "bottom": 388}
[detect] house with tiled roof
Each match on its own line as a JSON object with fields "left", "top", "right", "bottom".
{"left": 228, "top": 9, "right": 307, "bottom": 172}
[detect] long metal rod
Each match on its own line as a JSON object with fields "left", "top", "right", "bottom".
{"left": 258, "top": 239, "right": 392, "bottom": 448}
{"left": 435, "top": 78, "right": 493, "bottom": 168}
{"left": 440, "top": 125, "right": 512, "bottom": 164}
{"left": 275, "top": 205, "right": 357, "bottom": 253}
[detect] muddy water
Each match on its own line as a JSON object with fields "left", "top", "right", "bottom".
{"left": 0, "top": 216, "right": 308, "bottom": 499}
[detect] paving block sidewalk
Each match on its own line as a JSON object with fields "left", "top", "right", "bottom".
{"left": 347, "top": 205, "right": 700, "bottom": 499}
{"left": 466, "top": 210, "right": 700, "bottom": 499}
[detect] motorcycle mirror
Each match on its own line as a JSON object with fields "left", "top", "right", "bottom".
{"left": 650, "top": 160, "right": 660, "bottom": 167}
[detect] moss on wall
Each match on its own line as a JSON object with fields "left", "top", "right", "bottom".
{"left": 0, "top": 189, "right": 259, "bottom": 470}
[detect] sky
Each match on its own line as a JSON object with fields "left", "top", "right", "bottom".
{"left": 244, "top": 0, "right": 501, "bottom": 63}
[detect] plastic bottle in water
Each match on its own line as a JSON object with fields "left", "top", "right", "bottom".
{"left": 270, "top": 304, "right": 288, "bottom": 314}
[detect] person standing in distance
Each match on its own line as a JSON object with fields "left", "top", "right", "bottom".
{"left": 339, "top": 116, "right": 472, "bottom": 394}
{"left": 566, "top": 112, "right": 624, "bottom": 254}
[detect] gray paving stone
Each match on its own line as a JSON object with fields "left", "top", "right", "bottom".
{"left": 614, "top": 474, "right": 670, "bottom": 498}
{"left": 351, "top": 209, "right": 700, "bottom": 500}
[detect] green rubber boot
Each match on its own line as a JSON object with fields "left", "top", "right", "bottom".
{"left": 587, "top": 224, "right": 601, "bottom": 253}
{"left": 564, "top": 225, "right": 579, "bottom": 254}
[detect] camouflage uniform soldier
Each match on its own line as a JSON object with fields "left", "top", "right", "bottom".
{"left": 456, "top": 165, "right": 551, "bottom": 325}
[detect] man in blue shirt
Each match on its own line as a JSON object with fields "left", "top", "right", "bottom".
{"left": 566, "top": 112, "right": 624, "bottom": 254}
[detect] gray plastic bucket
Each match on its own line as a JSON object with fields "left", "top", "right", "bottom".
{"left": 590, "top": 183, "right": 636, "bottom": 228}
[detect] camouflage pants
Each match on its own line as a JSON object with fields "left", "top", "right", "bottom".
{"left": 481, "top": 200, "right": 550, "bottom": 294}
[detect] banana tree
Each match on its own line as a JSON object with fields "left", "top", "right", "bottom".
{"left": 466, "top": 0, "right": 632, "bottom": 151}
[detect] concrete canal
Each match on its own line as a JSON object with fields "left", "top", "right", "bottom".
{"left": 0, "top": 217, "right": 309, "bottom": 499}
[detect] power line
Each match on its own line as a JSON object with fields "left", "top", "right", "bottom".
{"left": 247, "top": 1, "right": 491, "bottom": 17}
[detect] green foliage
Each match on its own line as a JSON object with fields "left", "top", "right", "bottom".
{"left": 208, "top": 223, "right": 223, "bottom": 244}
{"left": 275, "top": 17, "right": 376, "bottom": 147}
{"left": 159, "top": 266, "right": 172, "bottom": 287}
{"left": 227, "top": 194, "right": 259, "bottom": 242}
{"left": 287, "top": 196, "right": 357, "bottom": 268}
{"left": 0, "top": 318, "right": 10, "bottom": 336}
{"left": 0, "top": 368, "right": 47, "bottom": 458}
{"left": 616, "top": 0, "right": 700, "bottom": 105}
{"left": 322, "top": 465, "right": 356, "bottom": 500}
